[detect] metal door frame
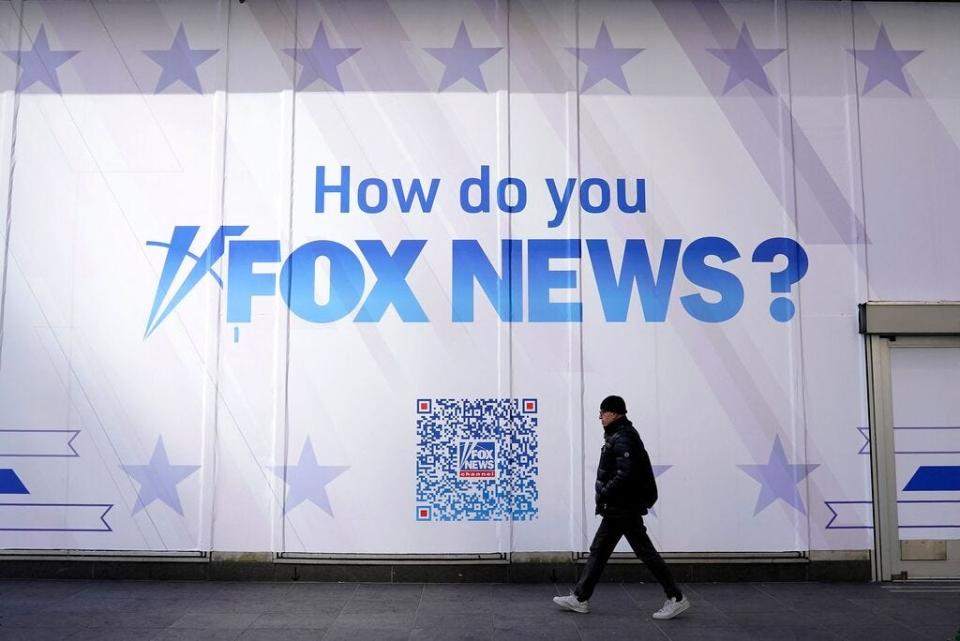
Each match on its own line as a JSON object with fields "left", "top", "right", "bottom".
{"left": 861, "top": 302, "right": 960, "bottom": 580}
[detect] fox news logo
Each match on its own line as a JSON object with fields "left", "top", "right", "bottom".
{"left": 142, "top": 225, "right": 428, "bottom": 338}
{"left": 458, "top": 441, "right": 496, "bottom": 479}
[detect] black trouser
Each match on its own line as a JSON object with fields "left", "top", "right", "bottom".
{"left": 573, "top": 512, "right": 681, "bottom": 601}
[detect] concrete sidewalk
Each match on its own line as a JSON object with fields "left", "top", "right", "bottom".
{"left": 0, "top": 579, "right": 957, "bottom": 640}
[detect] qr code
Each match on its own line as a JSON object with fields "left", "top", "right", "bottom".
{"left": 416, "top": 398, "right": 539, "bottom": 521}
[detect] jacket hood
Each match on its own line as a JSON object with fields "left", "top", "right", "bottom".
{"left": 603, "top": 416, "right": 632, "bottom": 438}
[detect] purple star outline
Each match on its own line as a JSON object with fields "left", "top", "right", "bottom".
{"left": 706, "top": 23, "right": 785, "bottom": 95}
{"left": 3, "top": 26, "right": 78, "bottom": 94}
{"left": 121, "top": 436, "right": 200, "bottom": 516}
{"left": 284, "top": 22, "right": 360, "bottom": 92}
{"left": 566, "top": 21, "right": 643, "bottom": 93}
{"left": 424, "top": 21, "right": 502, "bottom": 91}
{"left": 272, "top": 437, "right": 348, "bottom": 516}
{"left": 737, "top": 436, "right": 819, "bottom": 515}
{"left": 847, "top": 25, "right": 922, "bottom": 95}
{"left": 143, "top": 24, "right": 218, "bottom": 94}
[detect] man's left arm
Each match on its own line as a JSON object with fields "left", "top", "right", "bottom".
{"left": 598, "top": 437, "right": 636, "bottom": 500}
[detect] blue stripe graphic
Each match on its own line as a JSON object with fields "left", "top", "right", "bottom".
{"left": 0, "top": 469, "right": 29, "bottom": 494}
{"left": 904, "top": 466, "right": 960, "bottom": 492}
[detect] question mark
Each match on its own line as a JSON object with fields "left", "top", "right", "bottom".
{"left": 751, "top": 238, "right": 808, "bottom": 322}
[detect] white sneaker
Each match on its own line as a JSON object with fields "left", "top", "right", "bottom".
{"left": 553, "top": 594, "right": 590, "bottom": 614}
{"left": 652, "top": 595, "right": 690, "bottom": 620}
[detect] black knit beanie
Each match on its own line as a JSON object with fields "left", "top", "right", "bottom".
{"left": 600, "top": 395, "right": 627, "bottom": 415}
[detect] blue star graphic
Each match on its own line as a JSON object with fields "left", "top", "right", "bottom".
{"left": 121, "top": 437, "right": 200, "bottom": 516}
{"left": 653, "top": 465, "right": 673, "bottom": 478}
{"left": 284, "top": 22, "right": 360, "bottom": 92}
{"left": 737, "top": 436, "right": 819, "bottom": 515}
{"left": 847, "top": 25, "right": 922, "bottom": 95}
{"left": 143, "top": 24, "right": 218, "bottom": 94}
{"left": 707, "top": 23, "right": 785, "bottom": 94}
{"left": 647, "top": 465, "right": 673, "bottom": 517}
{"left": 566, "top": 21, "right": 644, "bottom": 93}
{"left": 272, "top": 438, "right": 348, "bottom": 516}
{"left": 424, "top": 21, "right": 502, "bottom": 91}
{"left": 3, "top": 26, "right": 78, "bottom": 94}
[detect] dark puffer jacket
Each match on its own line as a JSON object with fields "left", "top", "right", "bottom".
{"left": 595, "top": 416, "right": 658, "bottom": 517}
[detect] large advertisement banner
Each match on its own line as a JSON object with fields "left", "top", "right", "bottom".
{"left": 1, "top": 0, "right": 958, "bottom": 556}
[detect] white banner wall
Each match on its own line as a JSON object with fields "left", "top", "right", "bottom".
{"left": 0, "top": 0, "right": 955, "bottom": 556}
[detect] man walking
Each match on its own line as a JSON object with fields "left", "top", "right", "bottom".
{"left": 553, "top": 395, "right": 690, "bottom": 619}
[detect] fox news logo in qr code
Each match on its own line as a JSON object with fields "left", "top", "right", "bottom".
{"left": 416, "top": 398, "right": 539, "bottom": 521}
{"left": 458, "top": 441, "right": 496, "bottom": 479}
